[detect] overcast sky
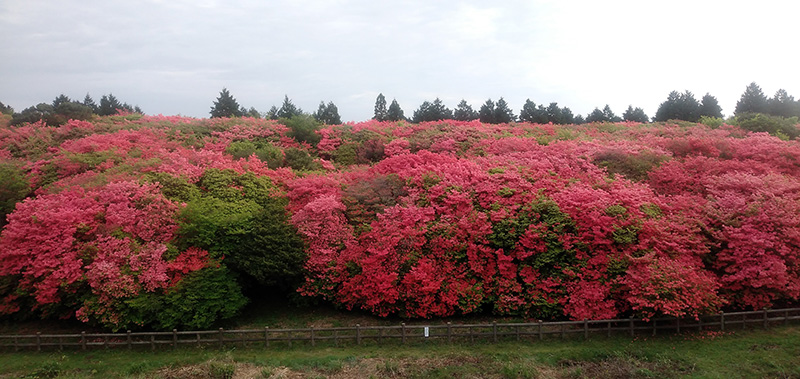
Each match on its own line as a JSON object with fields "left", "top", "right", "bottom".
{"left": 1, "top": 0, "right": 798, "bottom": 122}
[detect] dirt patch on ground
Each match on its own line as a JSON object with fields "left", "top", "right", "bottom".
{"left": 151, "top": 354, "right": 691, "bottom": 378}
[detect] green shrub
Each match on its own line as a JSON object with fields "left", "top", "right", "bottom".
{"left": 122, "top": 266, "right": 247, "bottom": 330}
{"left": 732, "top": 113, "right": 800, "bottom": 140}
{"left": 592, "top": 149, "right": 669, "bottom": 182}
{"left": 226, "top": 140, "right": 284, "bottom": 168}
{"left": 698, "top": 116, "right": 724, "bottom": 128}
{"left": 0, "top": 162, "right": 30, "bottom": 227}
{"left": 283, "top": 147, "right": 314, "bottom": 171}
{"left": 283, "top": 115, "right": 322, "bottom": 146}
{"left": 178, "top": 169, "right": 306, "bottom": 291}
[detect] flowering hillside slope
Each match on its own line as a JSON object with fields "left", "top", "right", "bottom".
{"left": 1, "top": 114, "right": 799, "bottom": 329}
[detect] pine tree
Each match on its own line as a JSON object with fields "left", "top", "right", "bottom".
{"left": 493, "top": 97, "right": 516, "bottom": 123}
{"left": 585, "top": 107, "right": 606, "bottom": 123}
{"left": 412, "top": 98, "right": 452, "bottom": 123}
{"left": 768, "top": 89, "right": 797, "bottom": 118}
{"left": 561, "top": 107, "right": 575, "bottom": 124}
{"left": 98, "top": 94, "right": 124, "bottom": 116}
{"left": 313, "top": 101, "right": 341, "bottom": 124}
{"left": 735, "top": 82, "right": 769, "bottom": 115}
{"left": 373, "top": 93, "right": 388, "bottom": 121}
{"left": 266, "top": 106, "right": 279, "bottom": 120}
{"left": 518, "top": 99, "right": 536, "bottom": 123}
{"left": 602, "top": 105, "right": 621, "bottom": 122}
{"left": 0, "top": 101, "right": 13, "bottom": 115}
{"left": 698, "top": 93, "right": 723, "bottom": 119}
{"left": 654, "top": 91, "right": 700, "bottom": 122}
{"left": 277, "top": 95, "right": 302, "bottom": 119}
{"left": 622, "top": 105, "right": 649, "bottom": 123}
{"left": 245, "top": 107, "right": 261, "bottom": 118}
{"left": 545, "top": 102, "right": 563, "bottom": 124}
{"left": 52, "top": 94, "right": 72, "bottom": 108}
{"left": 453, "top": 99, "right": 478, "bottom": 121}
{"left": 82, "top": 94, "right": 98, "bottom": 113}
{"left": 386, "top": 99, "right": 405, "bottom": 121}
{"left": 479, "top": 99, "right": 495, "bottom": 123}
{"left": 209, "top": 88, "right": 243, "bottom": 118}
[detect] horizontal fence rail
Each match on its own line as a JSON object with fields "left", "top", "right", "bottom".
{"left": 2, "top": 307, "right": 799, "bottom": 352}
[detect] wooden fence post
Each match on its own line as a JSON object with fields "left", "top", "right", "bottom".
{"left": 629, "top": 318, "right": 634, "bottom": 337}
{"left": 538, "top": 320, "right": 543, "bottom": 341}
{"left": 81, "top": 332, "right": 87, "bottom": 351}
{"left": 127, "top": 330, "right": 132, "bottom": 350}
{"left": 218, "top": 328, "right": 224, "bottom": 348}
{"left": 492, "top": 322, "right": 498, "bottom": 343}
{"left": 356, "top": 324, "right": 361, "bottom": 345}
{"left": 311, "top": 327, "right": 316, "bottom": 347}
{"left": 447, "top": 322, "right": 452, "bottom": 343}
{"left": 401, "top": 323, "right": 406, "bottom": 344}
{"left": 763, "top": 308, "right": 769, "bottom": 329}
{"left": 150, "top": 334, "right": 155, "bottom": 351}
{"left": 288, "top": 330, "right": 292, "bottom": 348}
{"left": 173, "top": 329, "right": 178, "bottom": 350}
{"left": 720, "top": 312, "right": 725, "bottom": 331}
{"left": 264, "top": 327, "right": 269, "bottom": 348}
{"left": 584, "top": 319, "right": 589, "bottom": 340}
{"left": 36, "top": 332, "right": 41, "bottom": 352}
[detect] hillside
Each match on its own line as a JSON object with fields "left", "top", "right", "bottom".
{"left": 1, "top": 115, "right": 800, "bottom": 331}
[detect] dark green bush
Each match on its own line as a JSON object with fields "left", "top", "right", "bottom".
{"left": 732, "top": 112, "right": 800, "bottom": 140}
{"left": 178, "top": 169, "right": 306, "bottom": 291}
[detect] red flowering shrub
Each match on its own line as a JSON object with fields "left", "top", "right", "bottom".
{"left": 0, "top": 181, "right": 245, "bottom": 330}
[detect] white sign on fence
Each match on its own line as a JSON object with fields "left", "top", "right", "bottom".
{"left": 424, "top": 326, "right": 429, "bottom": 338}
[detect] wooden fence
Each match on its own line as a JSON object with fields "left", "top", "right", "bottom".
{"left": 2, "top": 307, "right": 799, "bottom": 352}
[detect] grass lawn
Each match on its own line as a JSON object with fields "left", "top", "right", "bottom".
{"left": 1, "top": 325, "right": 798, "bottom": 378}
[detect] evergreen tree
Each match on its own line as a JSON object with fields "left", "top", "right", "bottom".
{"left": 768, "top": 89, "right": 797, "bottom": 118}
{"left": 98, "top": 94, "right": 124, "bottom": 116}
{"left": 11, "top": 103, "right": 53, "bottom": 125}
{"left": 735, "top": 82, "right": 769, "bottom": 115}
{"left": 493, "top": 97, "right": 516, "bottom": 123}
{"left": 0, "top": 101, "right": 13, "bottom": 115}
{"left": 373, "top": 93, "right": 388, "bottom": 121}
{"left": 52, "top": 101, "right": 93, "bottom": 124}
{"left": 266, "top": 106, "right": 279, "bottom": 120}
{"left": 585, "top": 107, "right": 607, "bottom": 123}
{"left": 602, "top": 105, "right": 621, "bottom": 122}
{"left": 698, "top": 93, "right": 723, "bottom": 119}
{"left": 277, "top": 95, "right": 302, "bottom": 119}
{"left": 210, "top": 88, "right": 242, "bottom": 118}
{"left": 654, "top": 91, "right": 700, "bottom": 122}
{"left": 386, "top": 99, "right": 405, "bottom": 121}
{"left": 313, "top": 101, "right": 341, "bottom": 124}
{"left": 561, "top": 107, "right": 575, "bottom": 124}
{"left": 573, "top": 114, "right": 586, "bottom": 124}
{"left": 412, "top": 98, "right": 452, "bottom": 123}
{"left": 545, "top": 102, "right": 563, "bottom": 124}
{"left": 453, "top": 99, "right": 478, "bottom": 121}
{"left": 622, "top": 105, "right": 649, "bottom": 123}
{"left": 52, "top": 94, "right": 71, "bottom": 108}
{"left": 479, "top": 99, "right": 495, "bottom": 123}
{"left": 240, "top": 107, "right": 258, "bottom": 118}
{"left": 518, "top": 99, "right": 536, "bottom": 122}
{"left": 82, "top": 94, "right": 98, "bottom": 113}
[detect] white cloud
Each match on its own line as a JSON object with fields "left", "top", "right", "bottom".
{"left": 0, "top": 0, "right": 798, "bottom": 120}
